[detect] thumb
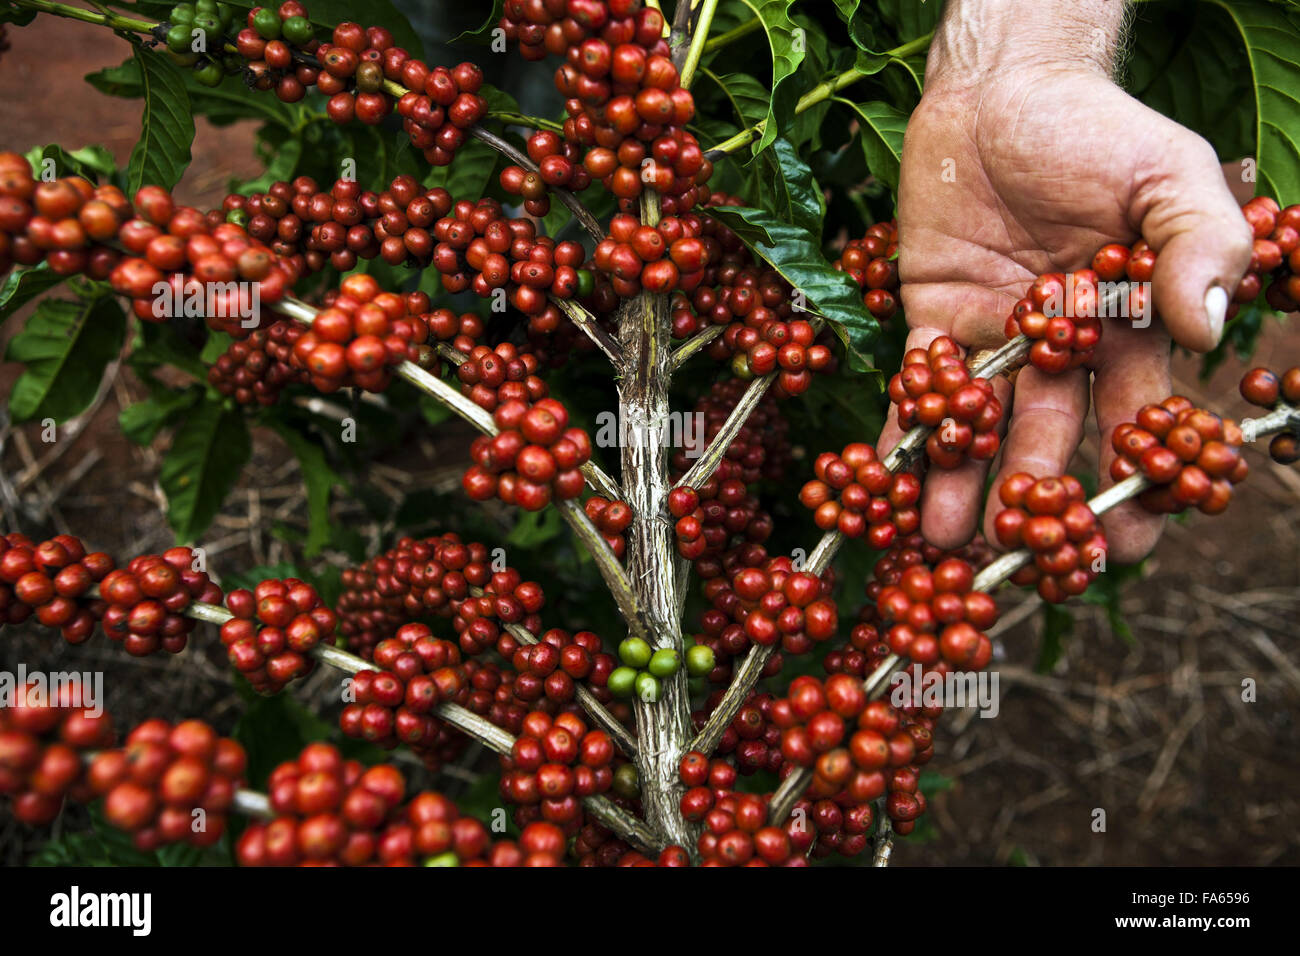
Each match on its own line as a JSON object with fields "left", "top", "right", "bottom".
{"left": 1132, "top": 126, "right": 1253, "bottom": 353}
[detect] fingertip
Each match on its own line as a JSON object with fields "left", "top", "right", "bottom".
{"left": 1098, "top": 499, "right": 1165, "bottom": 564}
{"left": 919, "top": 457, "right": 988, "bottom": 549}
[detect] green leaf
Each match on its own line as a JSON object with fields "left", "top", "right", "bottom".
{"left": 760, "top": 137, "right": 825, "bottom": 236}
{"left": 507, "top": 507, "right": 564, "bottom": 549}
{"left": 834, "top": 98, "right": 908, "bottom": 191}
{"left": 1128, "top": 4, "right": 1254, "bottom": 164}
{"left": 124, "top": 46, "right": 196, "bottom": 195}
{"left": 269, "top": 423, "right": 341, "bottom": 557}
{"left": 129, "top": 320, "right": 209, "bottom": 381}
{"left": 88, "top": 60, "right": 297, "bottom": 128}
{"left": 832, "top": 0, "right": 884, "bottom": 52}
{"left": 719, "top": 0, "right": 807, "bottom": 156}
{"left": 706, "top": 70, "right": 771, "bottom": 135}
{"left": 159, "top": 397, "right": 251, "bottom": 542}
{"left": 704, "top": 204, "right": 879, "bottom": 369}
{"left": 0, "top": 264, "right": 66, "bottom": 324}
{"left": 5, "top": 295, "right": 126, "bottom": 423}
{"left": 119, "top": 385, "right": 203, "bottom": 445}
{"left": 1204, "top": 0, "right": 1300, "bottom": 205}
{"left": 877, "top": 0, "right": 944, "bottom": 42}
{"left": 23, "top": 144, "right": 118, "bottom": 184}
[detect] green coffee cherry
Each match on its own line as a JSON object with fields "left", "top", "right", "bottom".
{"left": 252, "top": 7, "right": 281, "bottom": 39}
{"left": 634, "top": 671, "right": 661, "bottom": 703}
{"left": 575, "top": 268, "right": 595, "bottom": 298}
{"left": 194, "top": 0, "right": 218, "bottom": 14}
{"left": 194, "top": 60, "right": 224, "bottom": 87}
{"left": 423, "top": 851, "right": 459, "bottom": 867}
{"left": 169, "top": 4, "right": 195, "bottom": 25}
{"left": 607, "top": 666, "right": 637, "bottom": 698}
{"left": 216, "top": 3, "right": 235, "bottom": 30}
{"left": 225, "top": 208, "right": 249, "bottom": 227}
{"left": 612, "top": 762, "right": 640, "bottom": 799}
{"left": 648, "top": 648, "right": 679, "bottom": 678}
{"left": 166, "top": 24, "right": 193, "bottom": 53}
{"left": 685, "top": 643, "right": 715, "bottom": 677}
{"left": 617, "top": 637, "right": 652, "bottom": 669}
{"left": 282, "top": 15, "right": 313, "bottom": 46}
{"left": 171, "top": 51, "right": 200, "bottom": 66}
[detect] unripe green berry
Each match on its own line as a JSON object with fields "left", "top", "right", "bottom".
{"left": 252, "top": 7, "right": 281, "bottom": 39}
{"left": 685, "top": 644, "right": 715, "bottom": 677}
{"left": 617, "top": 637, "right": 652, "bottom": 669}
{"left": 607, "top": 666, "right": 637, "bottom": 698}
{"left": 648, "top": 648, "right": 679, "bottom": 678}
{"left": 634, "top": 671, "right": 661, "bottom": 703}
{"left": 282, "top": 15, "right": 313, "bottom": 46}
{"left": 423, "top": 852, "right": 459, "bottom": 867}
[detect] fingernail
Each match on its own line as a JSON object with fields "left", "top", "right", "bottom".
{"left": 1205, "top": 286, "right": 1228, "bottom": 344}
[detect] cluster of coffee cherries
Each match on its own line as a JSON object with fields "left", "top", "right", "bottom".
{"left": 228, "top": 175, "right": 454, "bottom": 274}
{"left": 89, "top": 717, "right": 246, "bottom": 851}
{"left": 688, "top": 202, "right": 837, "bottom": 397}
{"left": 834, "top": 220, "right": 901, "bottom": 321}
{"left": 667, "top": 380, "right": 789, "bottom": 576}
{"left": 1004, "top": 270, "right": 1105, "bottom": 374}
{"left": 340, "top": 625, "right": 470, "bottom": 763}
{"left": 97, "top": 548, "right": 222, "bottom": 656}
{"left": 464, "top": 397, "right": 592, "bottom": 511}
{"left": 605, "top": 636, "right": 711, "bottom": 703}
{"left": 888, "top": 336, "right": 1003, "bottom": 468}
{"left": 773, "top": 676, "right": 934, "bottom": 836}
{"left": 678, "top": 752, "right": 806, "bottom": 865}
{"left": 724, "top": 557, "right": 838, "bottom": 656}
{"left": 431, "top": 197, "right": 594, "bottom": 323}
{"left": 0, "top": 532, "right": 110, "bottom": 640}
{"left": 500, "top": 1, "right": 712, "bottom": 215}
{"left": 499, "top": 710, "right": 615, "bottom": 832}
{"left": 335, "top": 534, "right": 542, "bottom": 659}
{"left": 218, "top": 578, "right": 335, "bottom": 694}
{"left": 207, "top": 318, "right": 305, "bottom": 405}
{"left": 158, "top": 2, "right": 243, "bottom": 88}
{"left": 288, "top": 274, "right": 436, "bottom": 392}
{"left": 1239, "top": 196, "right": 1300, "bottom": 314}
{"left": 993, "top": 474, "right": 1109, "bottom": 603}
{"left": 233, "top": 5, "right": 489, "bottom": 167}
{"left": 583, "top": 496, "right": 632, "bottom": 559}
{"left": 592, "top": 212, "right": 709, "bottom": 297}
{"left": 0, "top": 156, "right": 302, "bottom": 327}
{"left": 1240, "top": 365, "right": 1300, "bottom": 463}
{"left": 500, "top": 130, "right": 592, "bottom": 217}
{"left": 238, "top": 741, "right": 562, "bottom": 865}
{"left": 695, "top": 690, "right": 784, "bottom": 777}
{"left": 798, "top": 443, "right": 921, "bottom": 548}
{"left": 455, "top": 341, "right": 549, "bottom": 411}
{"left": 1110, "top": 397, "right": 1249, "bottom": 515}
{"left": 507, "top": 628, "right": 617, "bottom": 706}
{"left": 874, "top": 557, "right": 997, "bottom": 667}
{"left": 0, "top": 678, "right": 114, "bottom": 825}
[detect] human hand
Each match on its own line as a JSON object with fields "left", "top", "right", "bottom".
{"left": 882, "top": 0, "right": 1253, "bottom": 562}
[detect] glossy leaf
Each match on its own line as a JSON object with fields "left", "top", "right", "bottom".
{"left": 5, "top": 295, "right": 126, "bottom": 423}
{"left": 159, "top": 397, "right": 251, "bottom": 542}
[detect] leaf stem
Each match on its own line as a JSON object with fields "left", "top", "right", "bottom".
{"left": 705, "top": 32, "right": 935, "bottom": 157}
{"left": 678, "top": 0, "right": 721, "bottom": 89}
{"left": 9, "top": 0, "right": 155, "bottom": 32}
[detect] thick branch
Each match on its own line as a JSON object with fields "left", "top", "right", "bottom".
{"left": 673, "top": 371, "right": 776, "bottom": 490}
{"left": 677, "top": 0, "right": 721, "bottom": 87}
{"left": 618, "top": 189, "right": 697, "bottom": 852}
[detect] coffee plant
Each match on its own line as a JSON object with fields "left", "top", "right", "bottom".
{"left": 2, "top": 0, "right": 1299, "bottom": 867}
